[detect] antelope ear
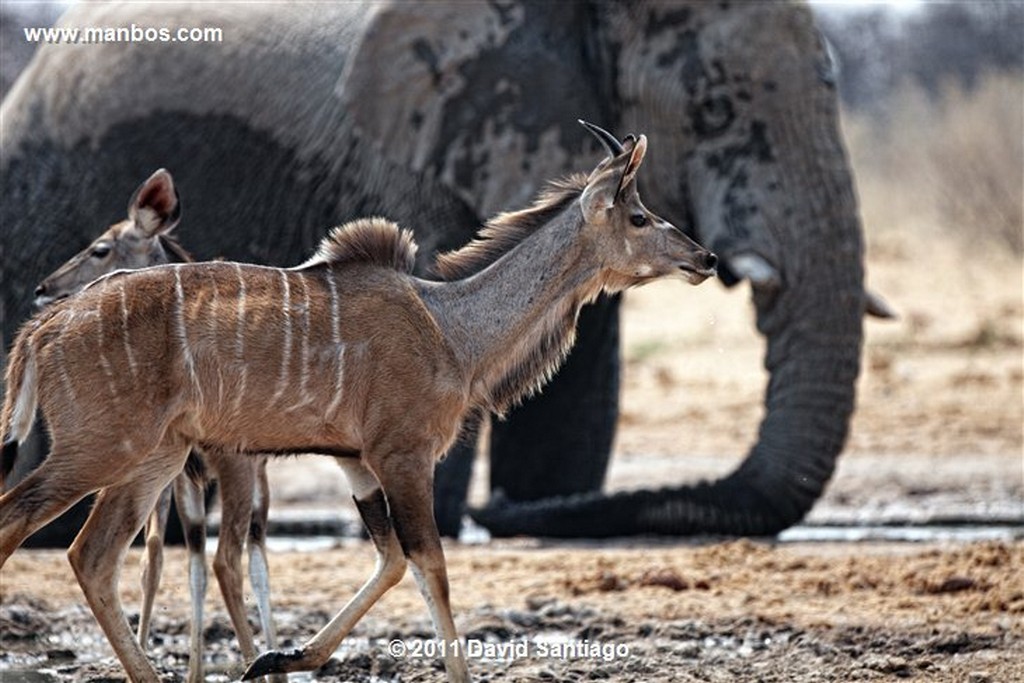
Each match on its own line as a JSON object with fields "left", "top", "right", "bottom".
{"left": 581, "top": 177, "right": 616, "bottom": 223}
{"left": 615, "top": 134, "right": 647, "bottom": 198}
{"left": 128, "top": 169, "right": 181, "bottom": 237}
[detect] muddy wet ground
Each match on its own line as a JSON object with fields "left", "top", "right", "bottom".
{"left": 2, "top": 540, "right": 1022, "bottom": 682}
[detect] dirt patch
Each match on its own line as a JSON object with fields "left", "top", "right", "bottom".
{"left": 2, "top": 541, "right": 1022, "bottom": 682}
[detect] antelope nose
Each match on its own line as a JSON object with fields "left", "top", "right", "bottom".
{"left": 704, "top": 252, "right": 718, "bottom": 271}
{"left": 34, "top": 284, "right": 47, "bottom": 296}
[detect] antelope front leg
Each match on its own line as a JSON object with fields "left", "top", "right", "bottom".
{"left": 243, "top": 459, "right": 407, "bottom": 680}
{"left": 379, "top": 454, "right": 470, "bottom": 683}
{"left": 137, "top": 484, "right": 172, "bottom": 647}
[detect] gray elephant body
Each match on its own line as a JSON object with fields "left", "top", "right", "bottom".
{"left": 1, "top": 1, "right": 864, "bottom": 537}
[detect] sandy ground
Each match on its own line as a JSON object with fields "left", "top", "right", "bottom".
{"left": 1, "top": 228, "right": 1022, "bottom": 681}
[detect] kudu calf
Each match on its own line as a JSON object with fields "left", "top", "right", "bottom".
{"left": 27, "top": 169, "right": 283, "bottom": 683}
{"left": 0, "top": 122, "right": 716, "bottom": 683}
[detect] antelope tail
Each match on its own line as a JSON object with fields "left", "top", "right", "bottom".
{"left": 1, "top": 341, "right": 39, "bottom": 487}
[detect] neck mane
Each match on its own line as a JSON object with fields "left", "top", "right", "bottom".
{"left": 424, "top": 173, "right": 603, "bottom": 415}
{"left": 434, "top": 174, "right": 588, "bottom": 281}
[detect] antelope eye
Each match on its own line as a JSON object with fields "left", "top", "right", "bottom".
{"left": 630, "top": 214, "right": 648, "bottom": 227}
{"left": 91, "top": 244, "right": 112, "bottom": 258}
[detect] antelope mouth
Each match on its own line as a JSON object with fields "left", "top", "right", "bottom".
{"left": 678, "top": 261, "right": 717, "bottom": 285}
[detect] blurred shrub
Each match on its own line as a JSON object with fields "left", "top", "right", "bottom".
{"left": 843, "top": 70, "right": 1023, "bottom": 254}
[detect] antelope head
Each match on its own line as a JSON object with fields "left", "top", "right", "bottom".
{"left": 579, "top": 120, "right": 717, "bottom": 289}
{"left": 34, "top": 168, "right": 182, "bottom": 308}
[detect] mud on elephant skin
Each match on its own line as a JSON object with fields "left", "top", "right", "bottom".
{"left": 1, "top": 1, "right": 869, "bottom": 538}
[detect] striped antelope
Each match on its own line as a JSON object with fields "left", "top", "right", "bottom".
{"left": 28, "top": 169, "right": 284, "bottom": 683}
{"left": 0, "top": 122, "right": 717, "bottom": 683}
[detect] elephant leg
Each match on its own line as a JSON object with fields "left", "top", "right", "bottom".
{"left": 489, "top": 293, "right": 621, "bottom": 501}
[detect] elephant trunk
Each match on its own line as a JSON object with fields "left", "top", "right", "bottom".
{"left": 471, "top": 277, "right": 862, "bottom": 537}
{"left": 472, "top": 81, "right": 865, "bottom": 537}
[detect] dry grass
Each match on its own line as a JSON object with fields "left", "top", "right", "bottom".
{"left": 842, "top": 70, "right": 1024, "bottom": 254}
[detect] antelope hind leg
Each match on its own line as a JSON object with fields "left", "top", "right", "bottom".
{"left": 243, "top": 459, "right": 407, "bottom": 679}
{"left": 172, "top": 467, "right": 212, "bottom": 683}
{"left": 68, "top": 443, "right": 190, "bottom": 683}
{"left": 0, "top": 444, "right": 122, "bottom": 566}
{"left": 244, "top": 457, "right": 288, "bottom": 683}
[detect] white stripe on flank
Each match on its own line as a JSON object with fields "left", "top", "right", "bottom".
{"left": 328, "top": 272, "right": 341, "bottom": 347}
{"left": 94, "top": 298, "right": 118, "bottom": 398}
{"left": 119, "top": 280, "right": 138, "bottom": 377}
{"left": 324, "top": 273, "right": 345, "bottom": 418}
{"left": 270, "top": 270, "right": 293, "bottom": 405}
{"left": 55, "top": 340, "right": 78, "bottom": 405}
{"left": 98, "top": 350, "right": 118, "bottom": 398}
{"left": 286, "top": 273, "right": 313, "bottom": 412}
{"left": 174, "top": 265, "right": 201, "bottom": 400}
{"left": 234, "top": 263, "right": 247, "bottom": 360}
{"left": 232, "top": 263, "right": 248, "bottom": 421}
{"left": 207, "top": 270, "right": 225, "bottom": 409}
{"left": 325, "top": 342, "right": 346, "bottom": 419}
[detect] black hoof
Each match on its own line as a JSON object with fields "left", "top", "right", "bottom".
{"left": 242, "top": 648, "right": 304, "bottom": 679}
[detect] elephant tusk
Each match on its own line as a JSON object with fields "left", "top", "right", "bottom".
{"left": 729, "top": 252, "right": 781, "bottom": 291}
{"left": 865, "top": 289, "right": 898, "bottom": 320}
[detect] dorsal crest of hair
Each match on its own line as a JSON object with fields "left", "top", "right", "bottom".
{"left": 435, "top": 174, "right": 588, "bottom": 280}
{"left": 302, "top": 217, "right": 417, "bottom": 273}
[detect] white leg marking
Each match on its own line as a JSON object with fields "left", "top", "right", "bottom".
{"left": 119, "top": 280, "right": 138, "bottom": 377}
{"left": 270, "top": 270, "right": 293, "bottom": 406}
{"left": 174, "top": 265, "right": 201, "bottom": 401}
{"left": 246, "top": 469, "right": 277, "bottom": 648}
{"left": 95, "top": 302, "right": 118, "bottom": 398}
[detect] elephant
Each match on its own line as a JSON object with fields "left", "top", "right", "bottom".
{"left": 1, "top": 0, "right": 869, "bottom": 539}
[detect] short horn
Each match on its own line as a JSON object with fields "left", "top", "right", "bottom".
{"left": 578, "top": 119, "right": 624, "bottom": 156}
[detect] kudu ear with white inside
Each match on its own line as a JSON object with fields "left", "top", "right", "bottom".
{"left": 581, "top": 179, "right": 617, "bottom": 223}
{"left": 127, "top": 169, "right": 181, "bottom": 237}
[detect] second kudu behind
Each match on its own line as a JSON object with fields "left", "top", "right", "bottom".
{"left": 0, "top": 122, "right": 716, "bottom": 682}
{"left": 28, "top": 168, "right": 283, "bottom": 683}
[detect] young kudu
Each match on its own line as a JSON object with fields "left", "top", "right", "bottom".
{"left": 27, "top": 169, "right": 283, "bottom": 683}
{"left": 0, "top": 122, "right": 717, "bottom": 683}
